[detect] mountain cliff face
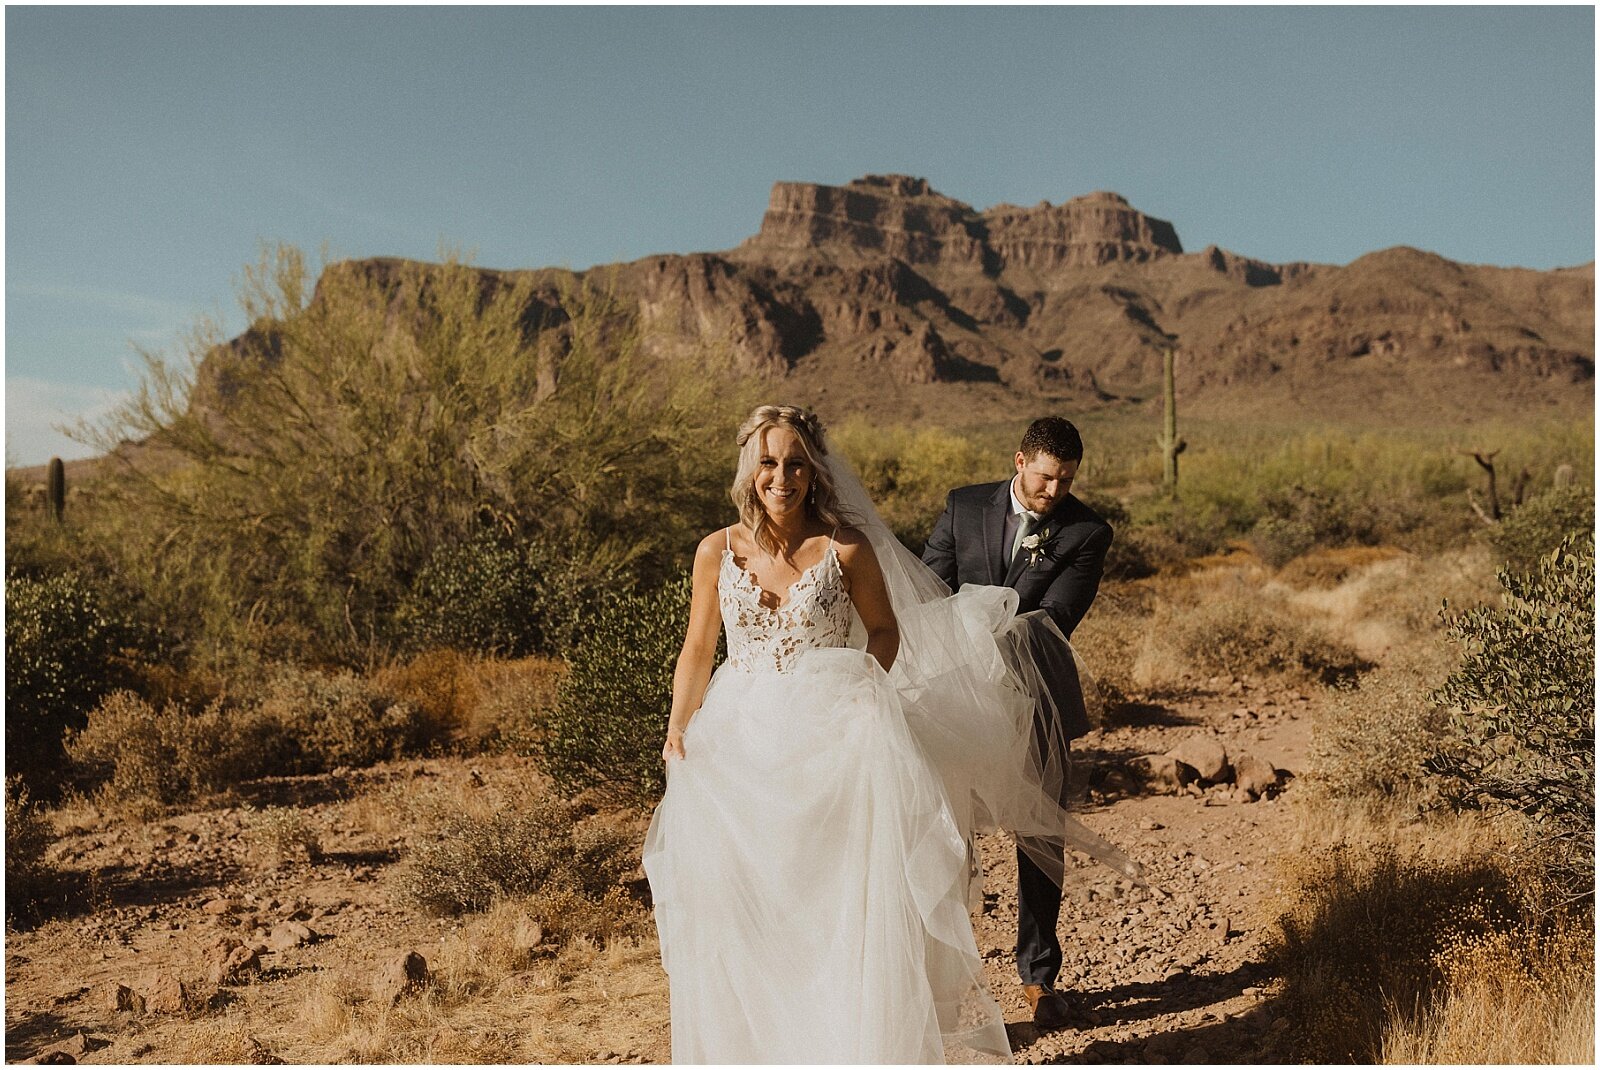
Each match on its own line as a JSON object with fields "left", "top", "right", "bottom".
{"left": 220, "top": 175, "right": 1596, "bottom": 422}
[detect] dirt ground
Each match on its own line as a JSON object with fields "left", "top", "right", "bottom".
{"left": 5, "top": 675, "right": 1313, "bottom": 1065}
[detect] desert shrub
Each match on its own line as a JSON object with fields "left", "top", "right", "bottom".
{"left": 1426, "top": 537, "right": 1595, "bottom": 903}
{"left": 1305, "top": 649, "right": 1453, "bottom": 804}
{"left": 1274, "top": 546, "right": 1404, "bottom": 590}
{"left": 1485, "top": 484, "right": 1594, "bottom": 572}
{"left": 246, "top": 805, "right": 321, "bottom": 867}
{"left": 1142, "top": 587, "right": 1369, "bottom": 686}
{"left": 6, "top": 776, "right": 54, "bottom": 915}
{"left": 68, "top": 668, "right": 434, "bottom": 808}
{"left": 542, "top": 574, "right": 706, "bottom": 804}
{"left": 1382, "top": 913, "right": 1595, "bottom": 1063}
{"left": 250, "top": 666, "right": 431, "bottom": 773}
{"left": 1269, "top": 843, "right": 1522, "bottom": 1062}
{"left": 1247, "top": 485, "right": 1384, "bottom": 568}
{"left": 65, "top": 691, "right": 256, "bottom": 809}
{"left": 1068, "top": 585, "right": 1154, "bottom": 719}
{"left": 397, "top": 796, "right": 637, "bottom": 917}
{"left": 394, "top": 531, "right": 542, "bottom": 656}
{"left": 371, "top": 648, "right": 483, "bottom": 749}
{"left": 4, "top": 570, "right": 145, "bottom": 796}
{"left": 1124, "top": 495, "right": 1246, "bottom": 561}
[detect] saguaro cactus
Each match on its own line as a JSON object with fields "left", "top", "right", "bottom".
{"left": 46, "top": 456, "right": 65, "bottom": 524}
{"left": 1156, "top": 347, "right": 1186, "bottom": 494}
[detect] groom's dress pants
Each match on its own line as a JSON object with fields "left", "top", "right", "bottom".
{"left": 1016, "top": 843, "right": 1065, "bottom": 986}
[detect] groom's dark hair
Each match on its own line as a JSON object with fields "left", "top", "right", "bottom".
{"left": 1020, "top": 417, "right": 1083, "bottom": 463}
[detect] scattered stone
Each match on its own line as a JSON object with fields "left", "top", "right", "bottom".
{"left": 201, "top": 897, "right": 240, "bottom": 916}
{"left": 141, "top": 971, "right": 189, "bottom": 1015}
{"left": 1129, "top": 754, "right": 1197, "bottom": 794}
{"left": 265, "top": 921, "right": 316, "bottom": 952}
{"left": 515, "top": 917, "right": 546, "bottom": 955}
{"left": 94, "top": 982, "right": 144, "bottom": 1014}
{"left": 208, "top": 942, "right": 261, "bottom": 986}
{"left": 1167, "top": 735, "right": 1231, "bottom": 783}
{"left": 1233, "top": 751, "right": 1282, "bottom": 798}
{"left": 373, "top": 951, "right": 431, "bottom": 1005}
{"left": 1138, "top": 818, "right": 1165, "bottom": 831}
{"left": 28, "top": 1031, "right": 101, "bottom": 1063}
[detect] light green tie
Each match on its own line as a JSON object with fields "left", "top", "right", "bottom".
{"left": 1009, "top": 512, "right": 1040, "bottom": 564}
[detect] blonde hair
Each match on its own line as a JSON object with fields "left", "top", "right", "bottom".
{"left": 731, "top": 405, "right": 849, "bottom": 555}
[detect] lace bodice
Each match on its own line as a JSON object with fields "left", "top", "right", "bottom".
{"left": 719, "top": 536, "right": 852, "bottom": 673}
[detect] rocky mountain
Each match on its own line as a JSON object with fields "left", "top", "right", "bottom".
{"left": 233, "top": 175, "right": 1599, "bottom": 425}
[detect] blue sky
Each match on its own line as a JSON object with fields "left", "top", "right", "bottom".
{"left": 6, "top": 5, "right": 1595, "bottom": 465}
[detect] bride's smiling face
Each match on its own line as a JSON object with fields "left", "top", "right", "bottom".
{"left": 754, "top": 426, "right": 813, "bottom": 520}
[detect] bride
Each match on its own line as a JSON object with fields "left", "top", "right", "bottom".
{"left": 641, "top": 405, "right": 1134, "bottom": 1064}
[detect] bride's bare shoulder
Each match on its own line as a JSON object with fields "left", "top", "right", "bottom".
{"left": 832, "top": 525, "right": 870, "bottom": 547}
{"left": 694, "top": 527, "right": 734, "bottom": 564}
{"left": 831, "top": 526, "right": 878, "bottom": 561}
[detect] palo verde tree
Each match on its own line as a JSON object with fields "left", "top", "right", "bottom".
{"left": 79, "top": 244, "right": 749, "bottom": 666}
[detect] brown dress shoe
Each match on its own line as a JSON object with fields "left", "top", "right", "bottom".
{"left": 1023, "top": 984, "right": 1077, "bottom": 1031}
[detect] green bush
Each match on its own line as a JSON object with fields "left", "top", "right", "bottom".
{"left": 1486, "top": 485, "right": 1594, "bottom": 572}
{"left": 542, "top": 574, "right": 706, "bottom": 804}
{"left": 1248, "top": 485, "right": 1382, "bottom": 568}
{"left": 395, "top": 530, "right": 632, "bottom": 657}
{"left": 5, "top": 776, "right": 54, "bottom": 916}
{"left": 397, "top": 796, "right": 637, "bottom": 916}
{"left": 832, "top": 422, "right": 995, "bottom": 551}
{"left": 1426, "top": 537, "right": 1595, "bottom": 902}
{"left": 5, "top": 571, "right": 143, "bottom": 796}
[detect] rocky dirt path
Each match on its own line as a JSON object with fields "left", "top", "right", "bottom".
{"left": 5, "top": 678, "right": 1310, "bottom": 1065}
{"left": 980, "top": 676, "right": 1311, "bottom": 1064}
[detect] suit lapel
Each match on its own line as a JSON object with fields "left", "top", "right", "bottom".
{"left": 984, "top": 481, "right": 1011, "bottom": 585}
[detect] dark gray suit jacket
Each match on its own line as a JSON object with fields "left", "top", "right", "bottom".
{"left": 921, "top": 479, "right": 1112, "bottom": 741}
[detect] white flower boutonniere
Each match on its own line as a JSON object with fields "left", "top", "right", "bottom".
{"left": 1021, "top": 527, "right": 1052, "bottom": 567}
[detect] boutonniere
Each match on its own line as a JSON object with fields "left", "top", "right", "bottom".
{"left": 1021, "top": 527, "right": 1053, "bottom": 567}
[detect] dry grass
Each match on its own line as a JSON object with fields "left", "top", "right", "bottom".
{"left": 1301, "top": 646, "right": 1455, "bottom": 805}
{"left": 461, "top": 655, "right": 566, "bottom": 750}
{"left": 1381, "top": 916, "right": 1595, "bottom": 1064}
{"left": 272, "top": 923, "right": 667, "bottom": 1062}
{"left": 1274, "top": 764, "right": 1593, "bottom": 1064}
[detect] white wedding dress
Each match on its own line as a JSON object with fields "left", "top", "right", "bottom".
{"left": 642, "top": 532, "right": 1010, "bottom": 1063}
{"left": 642, "top": 457, "right": 1142, "bottom": 1064}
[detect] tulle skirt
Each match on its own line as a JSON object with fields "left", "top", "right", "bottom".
{"left": 641, "top": 644, "right": 1010, "bottom": 1064}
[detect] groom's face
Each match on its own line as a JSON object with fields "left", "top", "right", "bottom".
{"left": 1013, "top": 450, "right": 1078, "bottom": 515}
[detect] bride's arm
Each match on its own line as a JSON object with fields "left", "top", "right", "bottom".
{"left": 836, "top": 529, "right": 900, "bottom": 673}
{"left": 663, "top": 532, "right": 727, "bottom": 761}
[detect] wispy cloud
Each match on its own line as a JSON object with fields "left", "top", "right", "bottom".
{"left": 4, "top": 377, "right": 132, "bottom": 467}
{"left": 6, "top": 282, "right": 198, "bottom": 324}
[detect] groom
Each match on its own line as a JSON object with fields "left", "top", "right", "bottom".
{"left": 921, "top": 415, "right": 1112, "bottom": 1032}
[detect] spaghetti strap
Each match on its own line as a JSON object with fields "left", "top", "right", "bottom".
{"left": 725, "top": 526, "right": 732, "bottom": 552}
{"left": 828, "top": 526, "right": 838, "bottom": 548}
